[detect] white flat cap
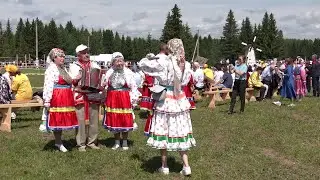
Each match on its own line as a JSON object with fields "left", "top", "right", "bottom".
{"left": 75, "top": 44, "right": 88, "bottom": 53}
{"left": 112, "top": 52, "right": 124, "bottom": 59}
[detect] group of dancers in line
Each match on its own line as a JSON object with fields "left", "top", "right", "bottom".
{"left": 42, "top": 38, "right": 196, "bottom": 176}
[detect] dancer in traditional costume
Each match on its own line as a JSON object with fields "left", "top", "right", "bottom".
{"left": 138, "top": 38, "right": 196, "bottom": 176}
{"left": 140, "top": 53, "right": 155, "bottom": 112}
{"left": 293, "top": 58, "right": 307, "bottom": 100}
{"left": 182, "top": 61, "right": 196, "bottom": 110}
{"left": 143, "top": 50, "right": 168, "bottom": 136}
{"left": 102, "top": 52, "right": 139, "bottom": 150}
{"left": 39, "top": 56, "right": 53, "bottom": 133}
{"left": 140, "top": 73, "right": 154, "bottom": 111}
{"left": 69, "top": 44, "right": 102, "bottom": 152}
{"left": 273, "top": 58, "right": 296, "bottom": 106}
{"left": 43, "top": 48, "right": 79, "bottom": 152}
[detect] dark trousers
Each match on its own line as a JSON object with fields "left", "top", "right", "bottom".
{"left": 254, "top": 86, "right": 266, "bottom": 100}
{"left": 306, "top": 75, "right": 311, "bottom": 93}
{"left": 312, "top": 76, "right": 320, "bottom": 96}
{"left": 262, "top": 80, "right": 273, "bottom": 98}
{"left": 229, "top": 79, "right": 246, "bottom": 113}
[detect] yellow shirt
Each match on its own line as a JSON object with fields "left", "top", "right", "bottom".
{"left": 248, "top": 71, "right": 263, "bottom": 88}
{"left": 12, "top": 73, "right": 33, "bottom": 100}
{"left": 203, "top": 68, "right": 214, "bottom": 80}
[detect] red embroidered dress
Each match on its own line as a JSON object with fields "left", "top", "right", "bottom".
{"left": 103, "top": 82, "right": 134, "bottom": 132}
{"left": 140, "top": 74, "right": 154, "bottom": 111}
{"left": 182, "top": 75, "right": 196, "bottom": 110}
{"left": 43, "top": 63, "right": 78, "bottom": 131}
{"left": 102, "top": 68, "right": 139, "bottom": 132}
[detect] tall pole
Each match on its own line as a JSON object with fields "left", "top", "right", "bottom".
{"left": 191, "top": 30, "right": 200, "bottom": 62}
{"left": 35, "top": 18, "right": 38, "bottom": 60}
{"left": 87, "top": 36, "right": 90, "bottom": 49}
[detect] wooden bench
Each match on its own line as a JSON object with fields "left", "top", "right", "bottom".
{"left": 245, "top": 88, "right": 256, "bottom": 102}
{"left": 203, "top": 89, "right": 232, "bottom": 109}
{"left": 0, "top": 99, "right": 43, "bottom": 132}
{"left": 203, "top": 87, "right": 256, "bottom": 109}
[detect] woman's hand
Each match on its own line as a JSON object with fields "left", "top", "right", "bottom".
{"left": 44, "top": 102, "right": 50, "bottom": 108}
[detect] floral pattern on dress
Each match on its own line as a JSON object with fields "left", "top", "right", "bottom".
{"left": 43, "top": 63, "right": 67, "bottom": 103}
{"left": 0, "top": 75, "right": 11, "bottom": 104}
{"left": 138, "top": 52, "right": 196, "bottom": 151}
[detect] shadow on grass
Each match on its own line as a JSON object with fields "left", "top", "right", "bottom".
{"left": 138, "top": 110, "right": 149, "bottom": 120}
{"left": 98, "top": 137, "right": 135, "bottom": 148}
{"left": 131, "top": 154, "right": 182, "bottom": 173}
{"left": 11, "top": 125, "right": 30, "bottom": 129}
{"left": 42, "top": 139, "right": 76, "bottom": 152}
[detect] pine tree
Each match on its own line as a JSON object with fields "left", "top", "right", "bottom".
{"left": 313, "top": 38, "right": 320, "bottom": 55}
{"left": 102, "top": 30, "right": 114, "bottom": 53}
{"left": 160, "top": 4, "right": 183, "bottom": 43}
{"left": 258, "top": 12, "right": 284, "bottom": 58}
{"left": 24, "top": 19, "right": 34, "bottom": 56}
{"left": 221, "top": 10, "right": 240, "bottom": 60}
{"left": 15, "top": 18, "right": 27, "bottom": 56}
{"left": 113, "top": 32, "right": 121, "bottom": 52}
{"left": 63, "top": 21, "right": 78, "bottom": 54}
{"left": 181, "top": 24, "right": 194, "bottom": 61}
{"left": 144, "top": 33, "right": 152, "bottom": 55}
{"left": 239, "top": 17, "right": 253, "bottom": 45}
{"left": 2, "top": 19, "right": 15, "bottom": 57}
{"left": 90, "top": 29, "right": 103, "bottom": 55}
{"left": 44, "top": 19, "right": 58, "bottom": 54}
{"left": 125, "top": 36, "right": 133, "bottom": 60}
{"left": 120, "top": 35, "right": 126, "bottom": 57}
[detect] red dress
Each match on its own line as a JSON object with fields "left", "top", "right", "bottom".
{"left": 140, "top": 74, "right": 154, "bottom": 111}
{"left": 47, "top": 76, "right": 78, "bottom": 130}
{"left": 103, "top": 82, "right": 134, "bottom": 132}
{"left": 183, "top": 75, "right": 196, "bottom": 110}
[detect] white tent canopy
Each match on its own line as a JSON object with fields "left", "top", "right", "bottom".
{"left": 90, "top": 54, "right": 113, "bottom": 65}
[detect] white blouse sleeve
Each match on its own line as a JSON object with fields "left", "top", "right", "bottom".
{"left": 102, "top": 68, "right": 114, "bottom": 90}
{"left": 125, "top": 69, "right": 140, "bottom": 104}
{"left": 138, "top": 58, "right": 166, "bottom": 78}
{"left": 43, "top": 65, "right": 58, "bottom": 103}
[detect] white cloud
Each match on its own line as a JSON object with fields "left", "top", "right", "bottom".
{"left": 0, "top": 0, "right": 319, "bottom": 39}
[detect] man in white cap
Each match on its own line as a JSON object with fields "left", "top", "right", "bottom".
{"left": 69, "top": 44, "right": 102, "bottom": 151}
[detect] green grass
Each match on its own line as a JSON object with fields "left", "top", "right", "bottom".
{"left": 1, "top": 69, "right": 320, "bottom": 179}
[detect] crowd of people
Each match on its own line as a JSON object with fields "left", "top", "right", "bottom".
{"left": 0, "top": 39, "right": 196, "bottom": 176}
{"left": 1, "top": 37, "right": 320, "bottom": 176}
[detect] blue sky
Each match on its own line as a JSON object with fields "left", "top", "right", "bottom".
{"left": 1, "top": 0, "right": 320, "bottom": 39}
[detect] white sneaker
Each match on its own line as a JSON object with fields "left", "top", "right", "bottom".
{"left": 158, "top": 167, "right": 169, "bottom": 175}
{"left": 39, "top": 124, "right": 47, "bottom": 132}
{"left": 273, "top": 101, "right": 281, "bottom": 106}
{"left": 122, "top": 146, "right": 129, "bottom": 150}
{"left": 111, "top": 144, "right": 120, "bottom": 150}
{"left": 11, "top": 112, "right": 16, "bottom": 120}
{"left": 180, "top": 166, "right": 191, "bottom": 176}
{"left": 133, "top": 122, "right": 138, "bottom": 130}
{"left": 55, "top": 144, "right": 68, "bottom": 152}
{"left": 288, "top": 103, "right": 295, "bottom": 107}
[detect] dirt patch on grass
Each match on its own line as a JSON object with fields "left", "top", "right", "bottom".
{"left": 263, "top": 148, "right": 297, "bottom": 168}
{"left": 291, "top": 113, "right": 309, "bottom": 121}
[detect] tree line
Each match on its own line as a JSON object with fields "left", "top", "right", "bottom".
{"left": 0, "top": 4, "right": 319, "bottom": 65}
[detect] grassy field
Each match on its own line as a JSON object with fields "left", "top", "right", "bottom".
{"left": 1, "top": 69, "right": 320, "bottom": 179}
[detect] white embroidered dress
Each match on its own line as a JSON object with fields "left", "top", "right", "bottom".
{"left": 138, "top": 55, "right": 196, "bottom": 151}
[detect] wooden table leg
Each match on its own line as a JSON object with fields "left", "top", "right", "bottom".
{"left": 0, "top": 107, "right": 12, "bottom": 132}
{"left": 215, "top": 93, "right": 223, "bottom": 101}
{"left": 208, "top": 94, "right": 216, "bottom": 109}
{"left": 221, "top": 92, "right": 227, "bottom": 101}
{"left": 247, "top": 90, "right": 256, "bottom": 102}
